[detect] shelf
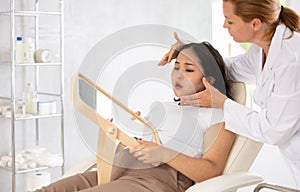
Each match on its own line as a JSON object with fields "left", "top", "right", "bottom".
{"left": 38, "top": 92, "right": 63, "bottom": 97}
{"left": 0, "top": 62, "right": 63, "bottom": 66}
{"left": 1, "top": 166, "right": 47, "bottom": 174}
{"left": 0, "top": 96, "right": 11, "bottom": 101}
{"left": 0, "top": 10, "right": 61, "bottom": 16}
{"left": 1, "top": 1, "right": 65, "bottom": 191}
{"left": 15, "top": 62, "right": 63, "bottom": 66}
{"left": 15, "top": 113, "right": 62, "bottom": 120}
{"left": 1, "top": 165, "right": 62, "bottom": 174}
{"left": 0, "top": 113, "right": 62, "bottom": 120}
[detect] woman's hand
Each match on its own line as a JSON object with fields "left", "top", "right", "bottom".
{"left": 158, "top": 32, "right": 187, "bottom": 66}
{"left": 131, "top": 111, "right": 141, "bottom": 120}
{"left": 180, "top": 78, "right": 228, "bottom": 108}
{"left": 129, "top": 140, "right": 177, "bottom": 166}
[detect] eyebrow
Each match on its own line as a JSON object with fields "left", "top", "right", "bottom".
{"left": 224, "top": 14, "right": 233, "bottom": 19}
{"left": 175, "top": 61, "right": 195, "bottom": 66}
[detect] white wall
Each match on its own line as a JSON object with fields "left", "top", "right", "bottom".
{"left": 289, "top": 0, "right": 300, "bottom": 13}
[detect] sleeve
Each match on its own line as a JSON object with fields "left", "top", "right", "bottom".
{"left": 224, "top": 45, "right": 260, "bottom": 84}
{"left": 223, "top": 63, "right": 300, "bottom": 145}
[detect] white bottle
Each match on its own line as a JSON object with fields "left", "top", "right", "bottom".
{"left": 15, "top": 36, "right": 24, "bottom": 64}
{"left": 23, "top": 37, "right": 35, "bottom": 63}
{"left": 23, "top": 82, "right": 38, "bottom": 115}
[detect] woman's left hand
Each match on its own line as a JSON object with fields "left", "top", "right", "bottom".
{"left": 180, "top": 78, "right": 228, "bottom": 108}
{"left": 129, "top": 140, "right": 176, "bottom": 166}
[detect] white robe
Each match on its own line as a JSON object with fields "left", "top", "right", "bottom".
{"left": 224, "top": 24, "right": 300, "bottom": 187}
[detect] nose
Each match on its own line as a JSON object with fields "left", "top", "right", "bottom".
{"left": 175, "top": 70, "right": 184, "bottom": 79}
{"left": 223, "top": 20, "right": 227, "bottom": 28}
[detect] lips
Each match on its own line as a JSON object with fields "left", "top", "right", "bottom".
{"left": 175, "top": 82, "right": 183, "bottom": 90}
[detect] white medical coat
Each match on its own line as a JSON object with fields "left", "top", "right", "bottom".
{"left": 223, "top": 24, "right": 300, "bottom": 187}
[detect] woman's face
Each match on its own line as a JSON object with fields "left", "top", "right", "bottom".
{"left": 222, "top": 1, "right": 255, "bottom": 42}
{"left": 171, "top": 49, "right": 205, "bottom": 97}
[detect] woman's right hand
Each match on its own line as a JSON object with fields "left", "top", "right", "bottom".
{"left": 180, "top": 78, "right": 228, "bottom": 109}
{"left": 158, "top": 32, "right": 186, "bottom": 66}
{"left": 130, "top": 140, "right": 177, "bottom": 166}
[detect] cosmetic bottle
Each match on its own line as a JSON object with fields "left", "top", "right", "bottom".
{"left": 15, "top": 36, "right": 24, "bottom": 64}
{"left": 23, "top": 82, "right": 38, "bottom": 115}
{"left": 23, "top": 37, "right": 35, "bottom": 63}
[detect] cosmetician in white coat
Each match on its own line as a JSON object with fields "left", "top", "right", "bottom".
{"left": 159, "top": 0, "right": 300, "bottom": 187}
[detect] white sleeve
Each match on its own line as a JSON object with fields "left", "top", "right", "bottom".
{"left": 224, "top": 64, "right": 300, "bottom": 145}
{"left": 224, "top": 45, "right": 260, "bottom": 84}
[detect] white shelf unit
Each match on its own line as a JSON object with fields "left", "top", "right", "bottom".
{"left": 0, "top": 0, "right": 65, "bottom": 191}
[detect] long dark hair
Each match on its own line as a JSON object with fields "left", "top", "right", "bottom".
{"left": 175, "top": 42, "right": 232, "bottom": 99}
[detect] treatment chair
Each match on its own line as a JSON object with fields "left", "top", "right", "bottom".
{"left": 185, "top": 81, "right": 264, "bottom": 192}
{"left": 254, "top": 183, "right": 300, "bottom": 192}
{"left": 186, "top": 82, "right": 300, "bottom": 192}
{"left": 67, "top": 73, "right": 265, "bottom": 190}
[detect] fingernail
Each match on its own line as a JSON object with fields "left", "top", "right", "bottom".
{"left": 173, "top": 97, "right": 181, "bottom": 102}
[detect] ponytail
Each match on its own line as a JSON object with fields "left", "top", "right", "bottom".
{"left": 280, "top": 6, "right": 300, "bottom": 34}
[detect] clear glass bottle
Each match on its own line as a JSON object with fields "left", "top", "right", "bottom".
{"left": 23, "top": 37, "right": 35, "bottom": 63}
{"left": 23, "top": 82, "right": 38, "bottom": 115}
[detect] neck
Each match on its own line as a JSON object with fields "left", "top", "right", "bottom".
{"left": 252, "top": 23, "right": 273, "bottom": 57}
{"left": 256, "top": 41, "right": 270, "bottom": 69}
{"left": 260, "top": 42, "right": 270, "bottom": 57}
